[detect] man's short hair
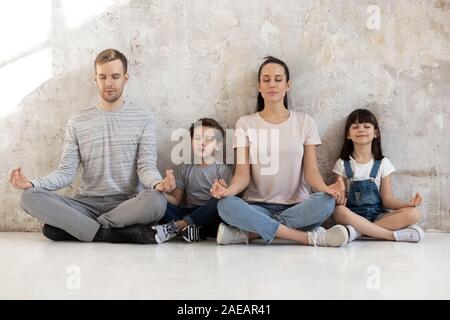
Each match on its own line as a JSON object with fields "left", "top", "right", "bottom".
{"left": 94, "top": 49, "right": 128, "bottom": 74}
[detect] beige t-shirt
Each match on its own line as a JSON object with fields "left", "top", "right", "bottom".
{"left": 233, "top": 111, "right": 321, "bottom": 204}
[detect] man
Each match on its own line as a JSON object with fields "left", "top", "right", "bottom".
{"left": 9, "top": 48, "right": 175, "bottom": 244}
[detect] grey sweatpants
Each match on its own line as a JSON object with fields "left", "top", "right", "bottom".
{"left": 20, "top": 187, "right": 167, "bottom": 242}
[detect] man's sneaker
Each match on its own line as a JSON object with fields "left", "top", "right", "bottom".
{"left": 346, "top": 224, "right": 362, "bottom": 242}
{"left": 307, "top": 224, "right": 348, "bottom": 247}
{"left": 182, "top": 225, "right": 201, "bottom": 243}
{"left": 152, "top": 220, "right": 178, "bottom": 244}
{"left": 393, "top": 224, "right": 425, "bottom": 243}
{"left": 216, "top": 223, "right": 249, "bottom": 245}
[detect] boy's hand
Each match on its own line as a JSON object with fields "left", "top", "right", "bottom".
{"left": 9, "top": 167, "right": 33, "bottom": 190}
{"left": 210, "top": 179, "right": 229, "bottom": 199}
{"left": 155, "top": 169, "right": 176, "bottom": 193}
{"left": 406, "top": 192, "right": 422, "bottom": 207}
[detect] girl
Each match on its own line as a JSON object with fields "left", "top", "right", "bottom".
{"left": 210, "top": 56, "right": 348, "bottom": 247}
{"left": 152, "top": 118, "right": 232, "bottom": 243}
{"left": 332, "top": 109, "right": 424, "bottom": 242}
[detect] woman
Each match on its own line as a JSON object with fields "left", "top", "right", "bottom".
{"left": 210, "top": 56, "right": 347, "bottom": 247}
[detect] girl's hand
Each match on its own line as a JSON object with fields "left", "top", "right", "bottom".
{"left": 9, "top": 167, "right": 33, "bottom": 190}
{"left": 406, "top": 192, "right": 422, "bottom": 207}
{"left": 210, "top": 179, "right": 229, "bottom": 199}
{"left": 155, "top": 169, "right": 176, "bottom": 193}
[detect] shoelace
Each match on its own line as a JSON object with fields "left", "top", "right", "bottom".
{"left": 395, "top": 229, "right": 415, "bottom": 241}
{"left": 162, "top": 221, "right": 178, "bottom": 240}
{"left": 238, "top": 230, "right": 249, "bottom": 244}
{"left": 311, "top": 230, "right": 327, "bottom": 247}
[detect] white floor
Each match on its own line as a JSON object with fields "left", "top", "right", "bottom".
{"left": 0, "top": 232, "right": 449, "bottom": 300}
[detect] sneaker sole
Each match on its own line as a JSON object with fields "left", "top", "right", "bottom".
{"left": 216, "top": 223, "right": 226, "bottom": 245}
{"left": 408, "top": 225, "right": 425, "bottom": 242}
{"left": 326, "top": 225, "right": 349, "bottom": 247}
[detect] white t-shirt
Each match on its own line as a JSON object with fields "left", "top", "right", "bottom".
{"left": 332, "top": 156, "right": 396, "bottom": 191}
{"left": 233, "top": 111, "right": 321, "bottom": 204}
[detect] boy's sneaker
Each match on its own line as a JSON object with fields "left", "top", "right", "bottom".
{"left": 346, "top": 224, "right": 362, "bottom": 242}
{"left": 152, "top": 220, "right": 178, "bottom": 244}
{"left": 216, "top": 223, "right": 249, "bottom": 245}
{"left": 393, "top": 224, "right": 425, "bottom": 243}
{"left": 182, "top": 224, "right": 201, "bottom": 243}
{"left": 307, "top": 225, "right": 348, "bottom": 247}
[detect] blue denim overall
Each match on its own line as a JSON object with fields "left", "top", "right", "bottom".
{"left": 344, "top": 159, "right": 386, "bottom": 222}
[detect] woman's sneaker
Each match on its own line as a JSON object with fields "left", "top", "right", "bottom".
{"left": 181, "top": 225, "right": 201, "bottom": 243}
{"left": 152, "top": 221, "right": 178, "bottom": 244}
{"left": 216, "top": 223, "right": 249, "bottom": 245}
{"left": 393, "top": 224, "right": 425, "bottom": 242}
{"left": 307, "top": 225, "right": 348, "bottom": 247}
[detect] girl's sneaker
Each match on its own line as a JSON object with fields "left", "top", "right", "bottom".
{"left": 152, "top": 220, "right": 178, "bottom": 244}
{"left": 181, "top": 225, "right": 201, "bottom": 243}
{"left": 393, "top": 224, "right": 425, "bottom": 242}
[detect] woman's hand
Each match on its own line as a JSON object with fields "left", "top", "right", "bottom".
{"left": 326, "top": 177, "right": 346, "bottom": 205}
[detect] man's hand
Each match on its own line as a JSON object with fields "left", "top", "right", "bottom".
{"left": 9, "top": 167, "right": 33, "bottom": 190}
{"left": 155, "top": 169, "right": 176, "bottom": 193}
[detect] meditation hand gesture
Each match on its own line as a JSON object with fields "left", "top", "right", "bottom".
{"left": 210, "top": 179, "right": 228, "bottom": 199}
{"left": 9, "top": 167, "right": 33, "bottom": 190}
{"left": 155, "top": 169, "right": 176, "bottom": 193}
{"left": 406, "top": 192, "right": 422, "bottom": 207}
{"left": 326, "top": 176, "right": 346, "bottom": 205}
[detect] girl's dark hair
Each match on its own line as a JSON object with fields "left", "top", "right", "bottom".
{"left": 340, "top": 109, "right": 384, "bottom": 161}
{"left": 257, "top": 56, "right": 290, "bottom": 112}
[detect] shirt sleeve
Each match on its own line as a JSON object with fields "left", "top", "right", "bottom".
{"left": 136, "top": 114, "right": 163, "bottom": 189}
{"left": 30, "top": 118, "right": 81, "bottom": 190}
{"left": 380, "top": 157, "right": 396, "bottom": 178}
{"left": 332, "top": 159, "right": 346, "bottom": 178}
{"left": 175, "top": 165, "right": 186, "bottom": 190}
{"left": 304, "top": 114, "right": 321, "bottom": 145}
{"left": 219, "top": 165, "right": 233, "bottom": 184}
{"left": 233, "top": 117, "right": 249, "bottom": 148}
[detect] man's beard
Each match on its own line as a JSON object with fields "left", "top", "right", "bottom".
{"left": 101, "top": 87, "right": 123, "bottom": 103}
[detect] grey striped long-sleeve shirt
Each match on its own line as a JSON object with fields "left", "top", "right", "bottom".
{"left": 31, "top": 103, "right": 162, "bottom": 196}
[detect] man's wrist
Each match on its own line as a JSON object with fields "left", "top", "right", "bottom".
{"left": 153, "top": 181, "right": 161, "bottom": 189}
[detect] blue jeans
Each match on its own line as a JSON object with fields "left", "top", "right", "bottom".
{"left": 217, "top": 192, "right": 336, "bottom": 244}
{"left": 160, "top": 198, "right": 222, "bottom": 238}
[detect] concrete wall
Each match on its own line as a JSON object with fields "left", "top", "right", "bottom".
{"left": 1, "top": 0, "right": 449, "bottom": 231}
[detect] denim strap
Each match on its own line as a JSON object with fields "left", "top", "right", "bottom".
{"left": 370, "top": 159, "right": 382, "bottom": 178}
{"left": 344, "top": 160, "right": 354, "bottom": 179}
